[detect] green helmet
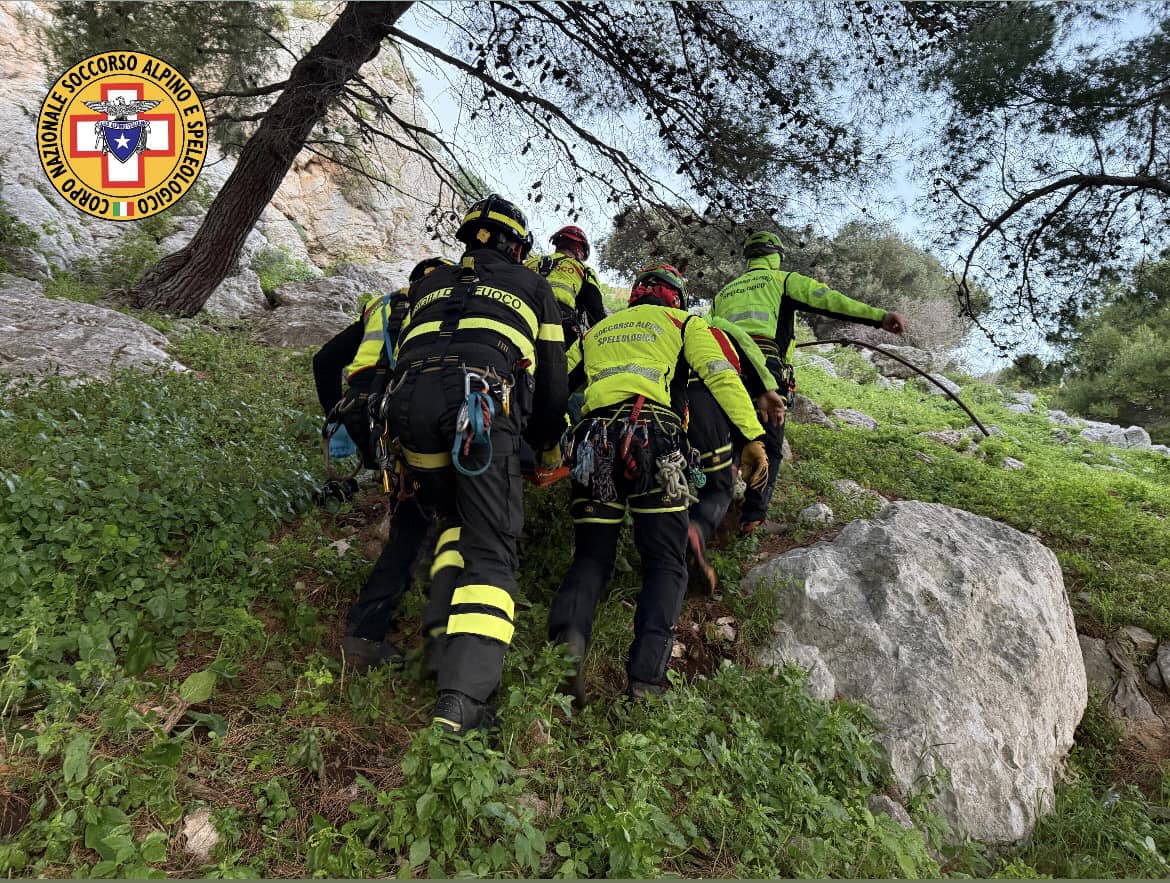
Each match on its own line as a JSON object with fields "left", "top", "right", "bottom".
{"left": 744, "top": 230, "right": 784, "bottom": 260}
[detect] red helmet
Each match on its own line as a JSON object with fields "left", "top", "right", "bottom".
{"left": 550, "top": 225, "right": 590, "bottom": 260}
{"left": 629, "top": 263, "right": 688, "bottom": 310}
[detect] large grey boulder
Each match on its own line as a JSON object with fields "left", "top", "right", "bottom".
{"left": 789, "top": 394, "right": 837, "bottom": 429}
{"left": 271, "top": 275, "right": 366, "bottom": 314}
{"left": 796, "top": 352, "right": 838, "bottom": 378}
{"left": 744, "top": 501, "right": 1085, "bottom": 844}
{"left": 831, "top": 408, "right": 878, "bottom": 430}
{"left": 1010, "top": 391, "right": 1038, "bottom": 410}
{"left": 1046, "top": 409, "right": 1082, "bottom": 428}
{"left": 204, "top": 269, "right": 269, "bottom": 320}
{"left": 921, "top": 372, "right": 962, "bottom": 396}
{"left": 1080, "top": 421, "right": 1153, "bottom": 450}
{"left": 869, "top": 344, "right": 939, "bottom": 379}
{"left": 251, "top": 303, "right": 353, "bottom": 349}
{"left": 332, "top": 259, "right": 417, "bottom": 295}
{"left": 0, "top": 274, "right": 183, "bottom": 378}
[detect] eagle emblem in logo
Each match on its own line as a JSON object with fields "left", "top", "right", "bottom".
{"left": 82, "top": 96, "right": 161, "bottom": 164}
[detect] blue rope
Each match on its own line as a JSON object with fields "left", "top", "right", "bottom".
{"left": 452, "top": 389, "right": 495, "bottom": 477}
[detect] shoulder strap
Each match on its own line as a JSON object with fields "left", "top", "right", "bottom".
{"left": 440, "top": 256, "right": 480, "bottom": 333}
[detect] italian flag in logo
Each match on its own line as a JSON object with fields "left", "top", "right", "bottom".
{"left": 112, "top": 201, "right": 135, "bottom": 218}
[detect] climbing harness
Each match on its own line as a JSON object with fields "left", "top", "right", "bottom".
{"left": 619, "top": 396, "right": 648, "bottom": 480}
{"left": 778, "top": 363, "right": 798, "bottom": 410}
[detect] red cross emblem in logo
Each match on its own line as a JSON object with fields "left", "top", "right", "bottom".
{"left": 68, "top": 83, "right": 175, "bottom": 189}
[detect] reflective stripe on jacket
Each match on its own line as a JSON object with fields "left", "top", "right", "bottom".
{"left": 525, "top": 251, "right": 585, "bottom": 310}
{"left": 567, "top": 303, "right": 764, "bottom": 440}
{"left": 397, "top": 248, "right": 569, "bottom": 450}
{"left": 344, "top": 287, "right": 409, "bottom": 381}
{"left": 712, "top": 253, "right": 886, "bottom": 362}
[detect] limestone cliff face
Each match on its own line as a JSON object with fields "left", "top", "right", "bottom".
{"left": 0, "top": 1, "right": 446, "bottom": 294}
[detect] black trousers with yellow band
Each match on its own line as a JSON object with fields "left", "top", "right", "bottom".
{"left": 685, "top": 381, "right": 735, "bottom": 553}
{"left": 388, "top": 367, "right": 524, "bottom": 703}
{"left": 547, "top": 407, "right": 689, "bottom": 688}
{"left": 740, "top": 352, "right": 789, "bottom": 525}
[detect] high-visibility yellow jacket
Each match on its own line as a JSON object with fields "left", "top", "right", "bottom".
{"left": 707, "top": 316, "right": 778, "bottom": 397}
{"left": 524, "top": 251, "right": 606, "bottom": 328}
{"left": 567, "top": 302, "right": 764, "bottom": 440}
{"left": 344, "top": 287, "right": 410, "bottom": 381}
{"left": 712, "top": 253, "right": 885, "bottom": 362}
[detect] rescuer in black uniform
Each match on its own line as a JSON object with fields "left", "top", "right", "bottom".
{"left": 384, "top": 194, "right": 568, "bottom": 733}
{"left": 311, "top": 258, "right": 455, "bottom": 672}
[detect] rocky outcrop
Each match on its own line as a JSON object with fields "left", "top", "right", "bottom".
{"left": 831, "top": 478, "right": 888, "bottom": 510}
{"left": 795, "top": 351, "right": 838, "bottom": 377}
{"left": 870, "top": 344, "right": 941, "bottom": 379}
{"left": 789, "top": 394, "right": 837, "bottom": 429}
{"left": 0, "top": 2, "right": 445, "bottom": 315}
{"left": 0, "top": 274, "right": 182, "bottom": 378}
{"left": 744, "top": 501, "right": 1086, "bottom": 844}
{"left": 831, "top": 408, "right": 877, "bottom": 430}
{"left": 1080, "top": 422, "right": 1152, "bottom": 450}
{"left": 921, "top": 372, "right": 962, "bottom": 396}
{"left": 798, "top": 502, "right": 834, "bottom": 525}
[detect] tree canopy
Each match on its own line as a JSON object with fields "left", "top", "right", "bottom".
{"left": 41, "top": 1, "right": 964, "bottom": 316}
{"left": 601, "top": 213, "right": 985, "bottom": 353}
{"left": 1055, "top": 252, "right": 1170, "bottom": 443}
{"left": 922, "top": 2, "right": 1170, "bottom": 345}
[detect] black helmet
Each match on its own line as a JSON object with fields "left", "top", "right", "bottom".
{"left": 408, "top": 256, "right": 455, "bottom": 283}
{"left": 456, "top": 194, "right": 534, "bottom": 260}
{"left": 744, "top": 230, "right": 785, "bottom": 260}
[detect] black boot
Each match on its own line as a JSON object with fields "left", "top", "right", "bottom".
{"left": 340, "top": 636, "right": 404, "bottom": 672}
{"left": 552, "top": 629, "right": 589, "bottom": 708}
{"left": 314, "top": 478, "right": 359, "bottom": 507}
{"left": 432, "top": 690, "right": 499, "bottom": 735}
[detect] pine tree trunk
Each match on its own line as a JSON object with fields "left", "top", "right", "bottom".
{"left": 127, "top": 2, "right": 412, "bottom": 316}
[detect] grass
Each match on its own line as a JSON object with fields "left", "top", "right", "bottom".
{"left": 2, "top": 325, "right": 1170, "bottom": 877}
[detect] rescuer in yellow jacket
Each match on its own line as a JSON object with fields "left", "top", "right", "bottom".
{"left": 548, "top": 264, "right": 768, "bottom": 705}
{"left": 524, "top": 225, "right": 606, "bottom": 346}
{"left": 712, "top": 231, "right": 906, "bottom": 533}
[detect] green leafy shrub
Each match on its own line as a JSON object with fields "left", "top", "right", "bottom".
{"left": 0, "top": 204, "right": 38, "bottom": 272}
{"left": 251, "top": 246, "right": 317, "bottom": 297}
{"left": 0, "top": 329, "right": 318, "bottom": 698}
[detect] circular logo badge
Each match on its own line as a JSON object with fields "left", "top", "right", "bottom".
{"left": 36, "top": 51, "right": 207, "bottom": 221}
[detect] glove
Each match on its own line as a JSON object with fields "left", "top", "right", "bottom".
{"left": 328, "top": 424, "right": 357, "bottom": 459}
{"left": 539, "top": 445, "right": 563, "bottom": 470}
{"left": 740, "top": 439, "right": 769, "bottom": 492}
{"left": 526, "top": 445, "right": 569, "bottom": 487}
{"left": 881, "top": 311, "right": 906, "bottom": 334}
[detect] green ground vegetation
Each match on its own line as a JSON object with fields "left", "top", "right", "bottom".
{"left": 2, "top": 325, "right": 1170, "bottom": 877}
